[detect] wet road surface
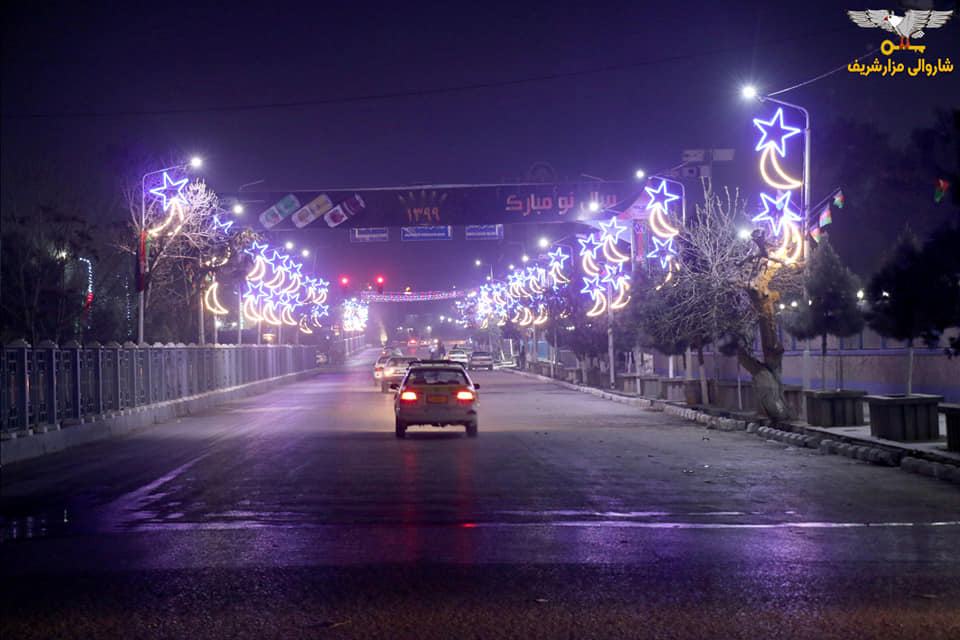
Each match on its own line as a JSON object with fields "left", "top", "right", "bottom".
{"left": 2, "top": 349, "right": 959, "bottom": 638}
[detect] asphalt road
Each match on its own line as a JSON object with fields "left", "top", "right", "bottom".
{"left": 2, "top": 348, "right": 959, "bottom": 639}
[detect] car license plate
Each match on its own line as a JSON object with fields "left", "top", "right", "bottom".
{"left": 427, "top": 394, "right": 448, "bottom": 404}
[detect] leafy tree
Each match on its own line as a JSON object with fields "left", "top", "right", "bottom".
{"left": 866, "top": 228, "right": 959, "bottom": 394}
{"left": 783, "top": 236, "right": 864, "bottom": 390}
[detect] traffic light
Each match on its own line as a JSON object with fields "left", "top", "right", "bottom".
{"left": 376, "top": 276, "right": 384, "bottom": 294}
{"left": 340, "top": 276, "right": 349, "bottom": 293}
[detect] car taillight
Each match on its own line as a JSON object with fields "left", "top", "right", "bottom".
{"left": 456, "top": 390, "right": 475, "bottom": 401}
{"left": 400, "top": 391, "right": 417, "bottom": 401}
{"left": 385, "top": 367, "right": 395, "bottom": 376}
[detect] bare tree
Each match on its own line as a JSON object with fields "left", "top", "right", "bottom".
{"left": 634, "top": 179, "right": 801, "bottom": 421}
{"left": 115, "top": 178, "right": 229, "bottom": 344}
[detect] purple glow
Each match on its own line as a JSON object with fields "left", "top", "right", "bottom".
{"left": 548, "top": 247, "right": 569, "bottom": 269}
{"left": 148, "top": 171, "right": 189, "bottom": 211}
{"left": 598, "top": 216, "right": 627, "bottom": 244}
{"left": 580, "top": 275, "right": 603, "bottom": 300}
{"left": 753, "top": 107, "right": 801, "bottom": 157}
{"left": 753, "top": 191, "right": 801, "bottom": 237}
{"left": 646, "top": 235, "right": 676, "bottom": 269}
{"left": 578, "top": 234, "right": 602, "bottom": 260}
{"left": 644, "top": 179, "right": 680, "bottom": 213}
{"left": 600, "top": 262, "right": 623, "bottom": 285}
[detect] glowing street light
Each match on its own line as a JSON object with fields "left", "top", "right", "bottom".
{"left": 285, "top": 241, "right": 294, "bottom": 250}
{"left": 634, "top": 169, "right": 646, "bottom": 180}
{"left": 538, "top": 237, "right": 549, "bottom": 249}
{"left": 138, "top": 157, "right": 203, "bottom": 344}
{"left": 233, "top": 203, "right": 244, "bottom": 214}
{"left": 741, "top": 85, "right": 758, "bottom": 99}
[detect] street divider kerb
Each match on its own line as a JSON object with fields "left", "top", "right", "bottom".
{"left": 508, "top": 367, "right": 960, "bottom": 486}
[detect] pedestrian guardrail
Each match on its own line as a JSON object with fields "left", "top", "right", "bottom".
{"left": 1, "top": 340, "right": 320, "bottom": 434}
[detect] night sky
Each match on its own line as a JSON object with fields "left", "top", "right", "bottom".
{"left": 3, "top": 0, "right": 958, "bottom": 299}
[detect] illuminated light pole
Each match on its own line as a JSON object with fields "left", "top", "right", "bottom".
{"left": 139, "top": 157, "right": 202, "bottom": 344}
{"left": 743, "top": 85, "right": 813, "bottom": 404}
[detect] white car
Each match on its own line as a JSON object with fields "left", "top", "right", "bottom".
{"left": 393, "top": 363, "right": 480, "bottom": 438}
{"left": 445, "top": 349, "right": 469, "bottom": 366}
{"left": 468, "top": 351, "right": 494, "bottom": 370}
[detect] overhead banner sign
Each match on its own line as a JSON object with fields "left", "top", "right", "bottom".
{"left": 401, "top": 226, "right": 453, "bottom": 241}
{"left": 465, "top": 224, "right": 504, "bottom": 240}
{"left": 349, "top": 227, "right": 389, "bottom": 242}
{"left": 241, "top": 182, "right": 636, "bottom": 230}
{"left": 258, "top": 194, "right": 301, "bottom": 229}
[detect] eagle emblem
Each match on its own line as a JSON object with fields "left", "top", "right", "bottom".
{"left": 847, "top": 9, "right": 954, "bottom": 48}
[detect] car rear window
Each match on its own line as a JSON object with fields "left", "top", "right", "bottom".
{"left": 472, "top": 352, "right": 491, "bottom": 357}
{"left": 406, "top": 368, "right": 468, "bottom": 386}
{"left": 387, "top": 357, "right": 417, "bottom": 367}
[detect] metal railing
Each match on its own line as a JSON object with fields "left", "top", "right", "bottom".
{"left": 1, "top": 340, "right": 320, "bottom": 433}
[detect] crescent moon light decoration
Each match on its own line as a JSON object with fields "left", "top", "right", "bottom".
{"left": 753, "top": 107, "right": 804, "bottom": 267}
{"left": 203, "top": 280, "right": 229, "bottom": 315}
{"left": 246, "top": 256, "right": 267, "bottom": 281}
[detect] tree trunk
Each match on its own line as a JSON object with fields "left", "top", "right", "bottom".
{"left": 739, "top": 267, "right": 792, "bottom": 421}
{"left": 906, "top": 341, "right": 914, "bottom": 395}
{"left": 697, "top": 345, "right": 709, "bottom": 404}
{"left": 750, "top": 365, "right": 789, "bottom": 420}
{"left": 821, "top": 333, "right": 827, "bottom": 391}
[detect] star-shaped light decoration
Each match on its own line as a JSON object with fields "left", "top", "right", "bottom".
{"left": 547, "top": 247, "right": 569, "bottom": 270}
{"left": 600, "top": 262, "right": 623, "bottom": 285}
{"left": 580, "top": 275, "right": 603, "bottom": 300}
{"left": 245, "top": 280, "right": 268, "bottom": 301}
{"left": 578, "top": 233, "right": 602, "bottom": 260}
{"left": 753, "top": 191, "right": 801, "bottom": 238}
{"left": 644, "top": 179, "right": 680, "bottom": 213}
{"left": 753, "top": 107, "right": 802, "bottom": 157}
{"left": 646, "top": 236, "right": 677, "bottom": 269}
{"left": 245, "top": 241, "right": 270, "bottom": 259}
{"left": 599, "top": 216, "right": 627, "bottom": 244}
{"left": 148, "top": 171, "right": 189, "bottom": 212}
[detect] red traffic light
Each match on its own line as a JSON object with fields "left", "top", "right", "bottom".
{"left": 340, "top": 276, "right": 349, "bottom": 286}
{"left": 376, "top": 276, "right": 384, "bottom": 284}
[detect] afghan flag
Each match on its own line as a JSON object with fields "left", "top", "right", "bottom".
{"left": 810, "top": 226, "right": 822, "bottom": 243}
{"left": 935, "top": 178, "right": 950, "bottom": 203}
{"left": 819, "top": 205, "right": 833, "bottom": 227}
{"left": 832, "top": 190, "right": 844, "bottom": 208}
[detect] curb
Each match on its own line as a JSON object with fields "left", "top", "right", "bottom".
{"left": 507, "top": 367, "right": 960, "bottom": 486}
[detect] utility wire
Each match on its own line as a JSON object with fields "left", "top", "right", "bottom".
{"left": 768, "top": 46, "right": 882, "bottom": 97}
{"left": 2, "top": 26, "right": 851, "bottom": 120}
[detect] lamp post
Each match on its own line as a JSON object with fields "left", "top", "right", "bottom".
{"left": 743, "top": 86, "right": 813, "bottom": 405}
{"left": 138, "top": 157, "right": 202, "bottom": 344}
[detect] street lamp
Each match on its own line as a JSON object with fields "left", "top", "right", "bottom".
{"left": 139, "top": 158, "right": 202, "bottom": 344}
{"left": 742, "top": 86, "right": 811, "bottom": 262}
{"left": 743, "top": 84, "right": 813, "bottom": 404}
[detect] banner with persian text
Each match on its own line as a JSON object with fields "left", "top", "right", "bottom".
{"left": 237, "top": 182, "right": 638, "bottom": 231}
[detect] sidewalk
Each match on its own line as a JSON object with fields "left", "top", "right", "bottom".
{"left": 506, "top": 366, "right": 960, "bottom": 485}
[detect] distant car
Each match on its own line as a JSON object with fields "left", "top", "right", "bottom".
{"left": 373, "top": 355, "right": 391, "bottom": 386}
{"left": 392, "top": 363, "right": 480, "bottom": 438}
{"left": 380, "top": 356, "right": 420, "bottom": 392}
{"left": 315, "top": 352, "right": 329, "bottom": 365}
{"left": 445, "top": 349, "right": 469, "bottom": 366}
{"left": 468, "top": 351, "right": 494, "bottom": 370}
